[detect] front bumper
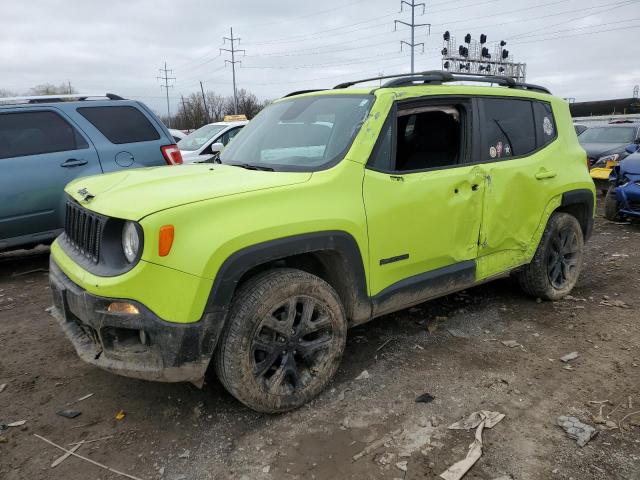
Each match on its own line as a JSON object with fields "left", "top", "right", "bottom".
{"left": 49, "top": 259, "right": 223, "bottom": 383}
{"left": 616, "top": 183, "right": 640, "bottom": 218}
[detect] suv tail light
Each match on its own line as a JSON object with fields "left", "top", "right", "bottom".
{"left": 161, "top": 144, "right": 183, "bottom": 165}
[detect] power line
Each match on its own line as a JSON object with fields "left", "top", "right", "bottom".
{"left": 220, "top": 27, "right": 245, "bottom": 114}
{"left": 156, "top": 62, "right": 175, "bottom": 126}
{"left": 395, "top": 0, "right": 430, "bottom": 74}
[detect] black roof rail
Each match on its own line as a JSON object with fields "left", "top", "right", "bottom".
{"left": 282, "top": 89, "right": 327, "bottom": 98}
{"left": 333, "top": 70, "right": 551, "bottom": 95}
{"left": 0, "top": 93, "right": 126, "bottom": 105}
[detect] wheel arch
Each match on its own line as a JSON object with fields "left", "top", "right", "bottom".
{"left": 556, "top": 189, "right": 595, "bottom": 241}
{"left": 203, "top": 231, "right": 372, "bottom": 325}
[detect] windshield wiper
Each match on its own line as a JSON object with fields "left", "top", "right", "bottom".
{"left": 228, "top": 162, "right": 275, "bottom": 171}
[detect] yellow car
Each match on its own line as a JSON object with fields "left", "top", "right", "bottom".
{"left": 590, "top": 155, "right": 620, "bottom": 195}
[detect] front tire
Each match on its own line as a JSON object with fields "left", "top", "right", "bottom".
{"left": 516, "top": 212, "right": 584, "bottom": 301}
{"left": 214, "top": 268, "right": 347, "bottom": 413}
{"left": 604, "top": 186, "right": 621, "bottom": 221}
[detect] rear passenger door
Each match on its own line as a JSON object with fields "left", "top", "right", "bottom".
{"left": 0, "top": 108, "right": 102, "bottom": 241}
{"left": 476, "top": 97, "right": 560, "bottom": 277}
{"left": 74, "top": 104, "right": 168, "bottom": 172}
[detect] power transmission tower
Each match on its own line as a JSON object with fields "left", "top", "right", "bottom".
{"left": 220, "top": 27, "right": 245, "bottom": 115}
{"left": 157, "top": 62, "right": 175, "bottom": 127}
{"left": 395, "top": 0, "right": 430, "bottom": 74}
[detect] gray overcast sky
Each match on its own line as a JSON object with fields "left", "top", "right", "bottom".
{"left": 2, "top": 0, "right": 639, "bottom": 114}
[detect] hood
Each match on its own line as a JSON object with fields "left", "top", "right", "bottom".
{"left": 66, "top": 164, "right": 311, "bottom": 220}
{"left": 620, "top": 153, "right": 640, "bottom": 175}
{"left": 579, "top": 142, "right": 628, "bottom": 160}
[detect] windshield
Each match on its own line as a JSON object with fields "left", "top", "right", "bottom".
{"left": 178, "top": 124, "right": 227, "bottom": 151}
{"left": 578, "top": 126, "right": 636, "bottom": 144}
{"left": 219, "top": 95, "right": 374, "bottom": 171}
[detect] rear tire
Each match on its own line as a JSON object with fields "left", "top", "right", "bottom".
{"left": 604, "top": 186, "right": 621, "bottom": 221}
{"left": 516, "top": 212, "right": 584, "bottom": 301}
{"left": 214, "top": 268, "right": 347, "bottom": 413}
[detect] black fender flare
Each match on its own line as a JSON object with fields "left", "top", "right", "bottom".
{"left": 560, "top": 188, "right": 595, "bottom": 241}
{"left": 203, "top": 231, "right": 371, "bottom": 322}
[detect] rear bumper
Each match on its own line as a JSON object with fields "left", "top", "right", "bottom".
{"left": 49, "top": 258, "right": 223, "bottom": 383}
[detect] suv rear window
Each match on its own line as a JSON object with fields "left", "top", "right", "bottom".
{"left": 0, "top": 111, "right": 88, "bottom": 160}
{"left": 77, "top": 106, "right": 160, "bottom": 144}
{"left": 480, "top": 98, "right": 536, "bottom": 161}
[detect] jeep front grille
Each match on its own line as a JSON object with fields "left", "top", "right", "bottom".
{"left": 64, "top": 200, "right": 104, "bottom": 263}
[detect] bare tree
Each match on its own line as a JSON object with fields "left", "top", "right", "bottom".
{"left": 205, "top": 92, "right": 226, "bottom": 122}
{"left": 0, "top": 88, "right": 18, "bottom": 98}
{"left": 29, "top": 82, "right": 77, "bottom": 95}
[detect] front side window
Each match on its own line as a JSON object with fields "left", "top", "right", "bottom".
{"left": 220, "top": 126, "right": 243, "bottom": 145}
{"left": 578, "top": 126, "right": 636, "bottom": 144}
{"left": 367, "top": 103, "right": 466, "bottom": 172}
{"left": 480, "top": 98, "right": 536, "bottom": 161}
{"left": 178, "top": 124, "right": 227, "bottom": 151}
{"left": 219, "top": 95, "right": 373, "bottom": 171}
{"left": 0, "top": 110, "right": 88, "bottom": 160}
{"left": 77, "top": 106, "right": 160, "bottom": 144}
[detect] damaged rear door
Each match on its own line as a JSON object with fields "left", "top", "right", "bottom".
{"left": 476, "top": 97, "right": 561, "bottom": 278}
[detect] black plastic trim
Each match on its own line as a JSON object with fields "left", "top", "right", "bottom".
{"left": 204, "top": 231, "right": 371, "bottom": 321}
{"left": 371, "top": 260, "right": 476, "bottom": 318}
{"left": 561, "top": 188, "right": 595, "bottom": 241}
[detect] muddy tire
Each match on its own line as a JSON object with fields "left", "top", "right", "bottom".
{"left": 214, "top": 268, "right": 347, "bottom": 413}
{"left": 516, "top": 212, "right": 584, "bottom": 301}
{"left": 604, "top": 186, "right": 621, "bottom": 221}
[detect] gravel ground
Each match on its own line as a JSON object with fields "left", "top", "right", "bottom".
{"left": 1, "top": 202, "right": 639, "bottom": 480}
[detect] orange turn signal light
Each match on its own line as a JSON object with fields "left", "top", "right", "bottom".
{"left": 158, "top": 225, "right": 174, "bottom": 257}
{"left": 107, "top": 302, "right": 140, "bottom": 315}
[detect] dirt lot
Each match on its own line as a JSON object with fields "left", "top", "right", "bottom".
{"left": 1, "top": 203, "right": 639, "bottom": 480}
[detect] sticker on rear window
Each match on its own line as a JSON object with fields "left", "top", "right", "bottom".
{"left": 543, "top": 117, "right": 553, "bottom": 136}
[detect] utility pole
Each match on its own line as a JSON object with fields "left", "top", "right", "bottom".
{"left": 67, "top": 80, "right": 72, "bottom": 94}
{"left": 180, "top": 94, "right": 189, "bottom": 129}
{"left": 157, "top": 62, "right": 175, "bottom": 127}
{"left": 220, "top": 27, "right": 245, "bottom": 115}
{"left": 200, "top": 81, "right": 210, "bottom": 124}
{"left": 395, "top": 0, "right": 430, "bottom": 74}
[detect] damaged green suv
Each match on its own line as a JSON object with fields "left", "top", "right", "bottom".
{"left": 49, "top": 71, "right": 595, "bottom": 412}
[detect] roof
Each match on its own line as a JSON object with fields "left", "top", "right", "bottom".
{"left": 283, "top": 71, "right": 551, "bottom": 99}
{"left": 570, "top": 98, "right": 640, "bottom": 117}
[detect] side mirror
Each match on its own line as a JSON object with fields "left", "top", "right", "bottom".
{"left": 625, "top": 144, "right": 639, "bottom": 154}
{"left": 210, "top": 142, "right": 224, "bottom": 153}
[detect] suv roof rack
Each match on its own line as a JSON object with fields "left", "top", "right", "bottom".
{"left": 333, "top": 71, "right": 551, "bottom": 95}
{"left": 282, "top": 89, "right": 328, "bottom": 98}
{"left": 0, "top": 93, "right": 125, "bottom": 105}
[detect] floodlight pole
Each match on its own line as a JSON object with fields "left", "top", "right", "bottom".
{"left": 395, "top": 0, "right": 430, "bottom": 74}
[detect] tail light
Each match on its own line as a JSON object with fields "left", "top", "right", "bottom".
{"left": 161, "top": 144, "right": 183, "bottom": 165}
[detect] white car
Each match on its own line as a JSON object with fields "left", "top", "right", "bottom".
{"left": 178, "top": 120, "right": 247, "bottom": 163}
{"left": 169, "top": 128, "right": 187, "bottom": 143}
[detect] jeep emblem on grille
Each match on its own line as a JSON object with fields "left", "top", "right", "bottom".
{"left": 77, "top": 187, "right": 95, "bottom": 202}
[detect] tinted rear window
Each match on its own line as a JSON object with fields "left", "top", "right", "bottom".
{"left": 77, "top": 106, "right": 160, "bottom": 144}
{"left": 533, "top": 101, "right": 557, "bottom": 148}
{"left": 0, "top": 110, "right": 88, "bottom": 159}
{"left": 480, "top": 98, "right": 536, "bottom": 161}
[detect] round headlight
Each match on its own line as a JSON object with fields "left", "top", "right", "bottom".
{"left": 122, "top": 221, "right": 140, "bottom": 263}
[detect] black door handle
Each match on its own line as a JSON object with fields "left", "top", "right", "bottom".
{"left": 61, "top": 158, "right": 88, "bottom": 168}
{"left": 471, "top": 184, "right": 480, "bottom": 191}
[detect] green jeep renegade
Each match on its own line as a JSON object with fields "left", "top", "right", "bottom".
{"left": 49, "top": 71, "right": 595, "bottom": 412}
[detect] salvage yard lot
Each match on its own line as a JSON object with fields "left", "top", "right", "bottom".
{"left": 1, "top": 204, "right": 639, "bottom": 480}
